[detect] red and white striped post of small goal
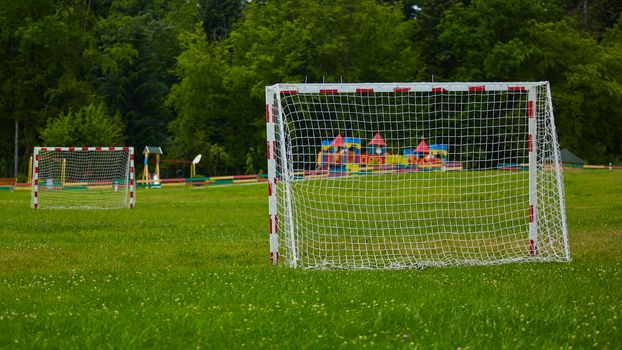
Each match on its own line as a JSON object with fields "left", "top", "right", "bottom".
{"left": 31, "top": 147, "right": 135, "bottom": 210}
{"left": 265, "top": 82, "right": 570, "bottom": 269}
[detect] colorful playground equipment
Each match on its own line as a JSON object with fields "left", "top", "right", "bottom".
{"left": 140, "top": 147, "right": 203, "bottom": 188}
{"left": 142, "top": 146, "right": 163, "bottom": 188}
{"left": 142, "top": 146, "right": 163, "bottom": 182}
{"left": 316, "top": 133, "right": 449, "bottom": 174}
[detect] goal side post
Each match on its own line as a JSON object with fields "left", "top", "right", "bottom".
{"left": 31, "top": 148, "right": 40, "bottom": 209}
{"left": 266, "top": 88, "right": 279, "bottom": 264}
{"left": 129, "top": 147, "right": 136, "bottom": 209}
{"left": 266, "top": 86, "right": 299, "bottom": 267}
{"left": 528, "top": 88, "right": 538, "bottom": 256}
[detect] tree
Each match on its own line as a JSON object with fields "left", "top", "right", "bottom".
{"left": 556, "top": 0, "right": 622, "bottom": 38}
{"left": 167, "top": 0, "right": 424, "bottom": 175}
{"left": 198, "top": 0, "right": 245, "bottom": 41}
{"left": 40, "top": 103, "right": 125, "bottom": 146}
{"left": 227, "top": 0, "right": 424, "bottom": 172}
{"left": 410, "top": 0, "right": 460, "bottom": 80}
{"left": 228, "top": 0, "right": 423, "bottom": 97}
{"left": 1, "top": 0, "right": 620, "bottom": 176}
{"left": 554, "top": 19, "right": 622, "bottom": 163}
{"left": 485, "top": 19, "right": 622, "bottom": 163}
{"left": 434, "top": 1, "right": 622, "bottom": 163}
{"left": 0, "top": 0, "right": 96, "bottom": 176}
{"left": 90, "top": 4, "right": 180, "bottom": 151}
{"left": 436, "top": 0, "right": 564, "bottom": 80}
{"left": 166, "top": 28, "right": 238, "bottom": 174}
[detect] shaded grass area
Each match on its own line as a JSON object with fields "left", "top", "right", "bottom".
{"left": 0, "top": 171, "right": 621, "bottom": 348}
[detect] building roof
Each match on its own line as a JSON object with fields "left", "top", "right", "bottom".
{"left": 560, "top": 148, "right": 584, "bottom": 164}
{"left": 368, "top": 132, "right": 386, "bottom": 146}
{"left": 414, "top": 139, "right": 430, "bottom": 153}
{"left": 144, "top": 146, "right": 163, "bottom": 155}
{"left": 331, "top": 134, "right": 345, "bottom": 147}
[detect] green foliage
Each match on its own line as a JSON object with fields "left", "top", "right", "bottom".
{"left": 437, "top": 0, "right": 564, "bottom": 80}
{"left": 90, "top": 3, "right": 180, "bottom": 150}
{"left": 556, "top": 0, "right": 622, "bottom": 38}
{"left": 1, "top": 0, "right": 622, "bottom": 176}
{"left": 432, "top": 1, "right": 622, "bottom": 163}
{"left": 461, "top": 17, "right": 622, "bottom": 163}
{"left": 0, "top": 0, "right": 96, "bottom": 176}
{"left": 228, "top": 0, "right": 423, "bottom": 98}
{"left": 40, "top": 103, "right": 125, "bottom": 146}
{"left": 198, "top": 0, "right": 245, "bottom": 41}
{"left": 411, "top": 0, "right": 460, "bottom": 79}
{"left": 165, "top": 0, "right": 424, "bottom": 175}
{"left": 166, "top": 27, "right": 237, "bottom": 174}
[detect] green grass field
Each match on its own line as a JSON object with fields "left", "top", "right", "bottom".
{"left": 288, "top": 171, "right": 538, "bottom": 268}
{"left": 0, "top": 171, "right": 621, "bottom": 348}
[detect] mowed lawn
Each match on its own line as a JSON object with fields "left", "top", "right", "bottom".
{"left": 287, "top": 170, "right": 536, "bottom": 268}
{"left": 0, "top": 171, "right": 621, "bottom": 348}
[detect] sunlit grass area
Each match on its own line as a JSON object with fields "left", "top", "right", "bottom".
{"left": 0, "top": 171, "right": 620, "bottom": 348}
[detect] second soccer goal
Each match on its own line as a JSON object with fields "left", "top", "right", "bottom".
{"left": 31, "top": 147, "right": 135, "bottom": 210}
{"left": 266, "top": 82, "right": 569, "bottom": 269}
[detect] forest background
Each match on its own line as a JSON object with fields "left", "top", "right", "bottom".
{"left": 1, "top": 0, "right": 621, "bottom": 178}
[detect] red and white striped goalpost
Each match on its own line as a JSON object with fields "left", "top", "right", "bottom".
{"left": 31, "top": 147, "right": 135, "bottom": 210}
{"left": 266, "top": 92, "right": 280, "bottom": 264}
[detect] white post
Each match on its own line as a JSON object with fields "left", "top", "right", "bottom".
{"left": 266, "top": 87, "right": 279, "bottom": 264}
{"left": 528, "top": 88, "right": 538, "bottom": 256}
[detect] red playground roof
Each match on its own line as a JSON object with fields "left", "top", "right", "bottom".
{"left": 415, "top": 139, "right": 430, "bottom": 153}
{"left": 368, "top": 132, "right": 386, "bottom": 146}
{"left": 331, "top": 134, "right": 345, "bottom": 147}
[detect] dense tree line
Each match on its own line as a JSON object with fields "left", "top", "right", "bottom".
{"left": 1, "top": 0, "right": 621, "bottom": 178}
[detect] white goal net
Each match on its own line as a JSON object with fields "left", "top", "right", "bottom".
{"left": 32, "top": 147, "right": 135, "bottom": 209}
{"left": 266, "top": 82, "right": 569, "bottom": 269}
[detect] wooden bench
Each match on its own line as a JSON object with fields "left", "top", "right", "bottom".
{"left": 0, "top": 178, "right": 17, "bottom": 191}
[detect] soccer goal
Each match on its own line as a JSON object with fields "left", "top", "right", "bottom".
{"left": 266, "top": 82, "right": 570, "bottom": 269}
{"left": 31, "top": 147, "right": 135, "bottom": 209}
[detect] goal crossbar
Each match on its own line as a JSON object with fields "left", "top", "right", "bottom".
{"left": 270, "top": 82, "right": 546, "bottom": 94}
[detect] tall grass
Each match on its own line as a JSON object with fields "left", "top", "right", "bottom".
{"left": 0, "top": 171, "right": 620, "bottom": 348}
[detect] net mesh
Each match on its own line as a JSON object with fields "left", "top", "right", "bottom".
{"left": 267, "top": 82, "right": 569, "bottom": 269}
{"left": 33, "top": 148, "right": 133, "bottom": 209}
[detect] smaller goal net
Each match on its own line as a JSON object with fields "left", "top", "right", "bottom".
{"left": 31, "top": 147, "right": 135, "bottom": 209}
